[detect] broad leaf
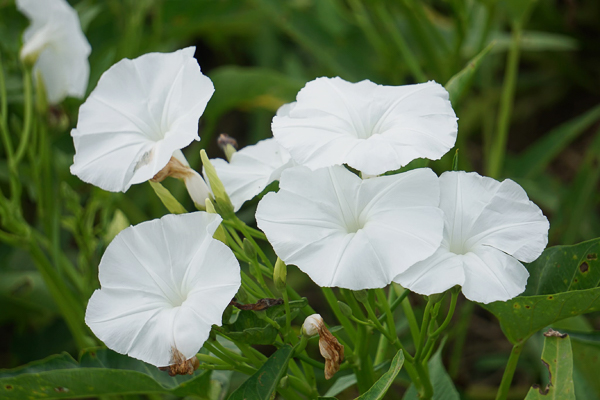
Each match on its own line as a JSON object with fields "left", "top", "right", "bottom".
{"left": 445, "top": 41, "right": 494, "bottom": 105}
{"left": 356, "top": 350, "right": 404, "bottom": 400}
{"left": 0, "top": 348, "right": 215, "bottom": 400}
{"left": 557, "top": 331, "right": 600, "bottom": 398}
{"left": 525, "top": 331, "right": 575, "bottom": 399}
{"left": 228, "top": 345, "right": 293, "bottom": 400}
{"left": 403, "top": 346, "right": 459, "bottom": 400}
{"left": 483, "top": 239, "right": 600, "bottom": 344}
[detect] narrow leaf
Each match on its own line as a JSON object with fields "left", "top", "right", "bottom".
{"left": 445, "top": 41, "right": 495, "bottom": 104}
{"left": 228, "top": 345, "right": 293, "bottom": 400}
{"left": 524, "top": 330, "right": 575, "bottom": 399}
{"left": 356, "top": 350, "right": 404, "bottom": 400}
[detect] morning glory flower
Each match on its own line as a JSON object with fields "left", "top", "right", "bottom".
{"left": 85, "top": 212, "right": 241, "bottom": 368}
{"left": 71, "top": 47, "right": 214, "bottom": 193}
{"left": 209, "top": 138, "right": 294, "bottom": 211}
{"left": 394, "top": 171, "right": 549, "bottom": 304}
{"left": 272, "top": 77, "right": 457, "bottom": 175}
{"left": 256, "top": 165, "right": 444, "bottom": 290}
{"left": 17, "top": 0, "right": 91, "bottom": 104}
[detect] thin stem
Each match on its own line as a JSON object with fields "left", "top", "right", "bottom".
{"left": 322, "top": 287, "right": 357, "bottom": 343}
{"left": 495, "top": 342, "right": 524, "bottom": 400}
{"left": 13, "top": 68, "right": 33, "bottom": 166}
{"left": 487, "top": 22, "right": 522, "bottom": 178}
{"left": 282, "top": 288, "right": 292, "bottom": 339}
{"left": 414, "top": 300, "right": 433, "bottom": 362}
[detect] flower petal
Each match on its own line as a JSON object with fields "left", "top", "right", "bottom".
{"left": 256, "top": 166, "right": 443, "bottom": 289}
{"left": 209, "top": 138, "right": 294, "bottom": 211}
{"left": 17, "top": 0, "right": 91, "bottom": 104}
{"left": 71, "top": 47, "right": 214, "bottom": 192}
{"left": 272, "top": 77, "right": 457, "bottom": 175}
{"left": 86, "top": 212, "right": 240, "bottom": 367}
{"left": 394, "top": 247, "right": 465, "bottom": 295}
{"left": 461, "top": 246, "right": 529, "bottom": 303}
{"left": 439, "top": 171, "right": 549, "bottom": 261}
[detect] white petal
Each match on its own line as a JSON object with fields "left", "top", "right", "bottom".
{"left": 461, "top": 246, "right": 529, "bottom": 303}
{"left": 71, "top": 47, "right": 214, "bottom": 192}
{"left": 17, "top": 0, "right": 91, "bottom": 104}
{"left": 85, "top": 212, "right": 240, "bottom": 367}
{"left": 256, "top": 166, "right": 443, "bottom": 289}
{"left": 394, "top": 247, "right": 465, "bottom": 295}
{"left": 210, "top": 138, "right": 294, "bottom": 211}
{"left": 440, "top": 171, "right": 549, "bottom": 261}
{"left": 272, "top": 77, "right": 457, "bottom": 175}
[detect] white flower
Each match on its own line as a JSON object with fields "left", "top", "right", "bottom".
{"left": 256, "top": 165, "right": 444, "bottom": 290}
{"left": 272, "top": 77, "right": 457, "bottom": 175}
{"left": 394, "top": 171, "right": 549, "bottom": 304}
{"left": 85, "top": 212, "right": 241, "bottom": 367}
{"left": 70, "top": 47, "right": 214, "bottom": 193}
{"left": 17, "top": 0, "right": 91, "bottom": 104}
{"left": 209, "top": 138, "right": 294, "bottom": 211}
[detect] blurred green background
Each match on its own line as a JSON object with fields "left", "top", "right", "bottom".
{"left": 1, "top": 0, "right": 600, "bottom": 398}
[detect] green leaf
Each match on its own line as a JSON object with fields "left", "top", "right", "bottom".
{"left": 566, "top": 331, "right": 600, "bottom": 398}
{"left": 510, "top": 104, "right": 600, "bottom": 178}
{"left": 203, "top": 66, "right": 304, "bottom": 139}
{"left": 148, "top": 181, "right": 188, "bottom": 214}
{"left": 228, "top": 345, "right": 293, "bottom": 400}
{"left": 445, "top": 41, "right": 494, "bottom": 105}
{"left": 223, "top": 299, "right": 306, "bottom": 345}
{"left": 0, "top": 348, "right": 215, "bottom": 400}
{"left": 356, "top": 350, "right": 404, "bottom": 400}
{"left": 482, "top": 238, "right": 600, "bottom": 344}
{"left": 524, "top": 331, "right": 575, "bottom": 399}
{"left": 491, "top": 31, "right": 578, "bottom": 53}
{"left": 403, "top": 346, "right": 459, "bottom": 400}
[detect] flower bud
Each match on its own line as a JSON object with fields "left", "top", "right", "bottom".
{"left": 302, "top": 314, "right": 345, "bottom": 380}
{"left": 337, "top": 301, "right": 352, "bottom": 318}
{"left": 278, "top": 376, "right": 289, "bottom": 390}
{"left": 273, "top": 258, "right": 287, "bottom": 293}
{"left": 200, "top": 149, "right": 234, "bottom": 216}
{"left": 303, "top": 314, "right": 323, "bottom": 337}
{"left": 353, "top": 289, "right": 368, "bottom": 303}
{"left": 217, "top": 133, "right": 238, "bottom": 162}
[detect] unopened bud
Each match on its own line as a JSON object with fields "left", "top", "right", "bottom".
{"left": 273, "top": 258, "right": 287, "bottom": 292}
{"left": 200, "top": 149, "right": 234, "bottom": 216}
{"left": 278, "top": 376, "right": 289, "bottom": 390}
{"left": 243, "top": 238, "right": 257, "bottom": 260}
{"left": 302, "top": 314, "right": 345, "bottom": 380}
{"left": 353, "top": 290, "right": 368, "bottom": 303}
{"left": 217, "top": 133, "right": 238, "bottom": 162}
{"left": 303, "top": 314, "right": 323, "bottom": 337}
{"left": 337, "top": 301, "right": 352, "bottom": 318}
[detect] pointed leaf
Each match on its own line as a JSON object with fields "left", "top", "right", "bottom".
{"left": 482, "top": 239, "right": 600, "bottom": 344}
{"left": 356, "top": 350, "right": 404, "bottom": 400}
{"left": 0, "top": 348, "right": 215, "bottom": 399}
{"left": 445, "top": 41, "right": 494, "bottom": 105}
{"left": 524, "top": 331, "right": 575, "bottom": 399}
{"left": 403, "top": 346, "right": 459, "bottom": 400}
{"left": 227, "top": 345, "right": 293, "bottom": 400}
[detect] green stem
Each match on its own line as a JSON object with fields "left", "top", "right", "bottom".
{"left": 282, "top": 288, "right": 292, "bottom": 339}
{"left": 487, "top": 22, "right": 522, "bottom": 178}
{"left": 495, "top": 342, "right": 524, "bottom": 400}
{"left": 322, "top": 287, "right": 357, "bottom": 343}
{"left": 396, "top": 287, "right": 420, "bottom": 345}
{"left": 414, "top": 300, "right": 433, "bottom": 362}
{"left": 13, "top": 68, "right": 33, "bottom": 167}
{"left": 449, "top": 301, "right": 474, "bottom": 378}
{"left": 421, "top": 291, "right": 459, "bottom": 362}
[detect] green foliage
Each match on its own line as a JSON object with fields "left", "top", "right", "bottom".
{"left": 445, "top": 41, "right": 495, "bottom": 105}
{"left": 356, "top": 350, "right": 404, "bottom": 400}
{"left": 0, "top": 348, "right": 215, "bottom": 399}
{"left": 149, "top": 181, "right": 188, "bottom": 214}
{"left": 483, "top": 238, "right": 600, "bottom": 344}
{"left": 403, "top": 346, "right": 459, "bottom": 400}
{"left": 524, "top": 332, "right": 575, "bottom": 399}
{"left": 227, "top": 345, "right": 293, "bottom": 400}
